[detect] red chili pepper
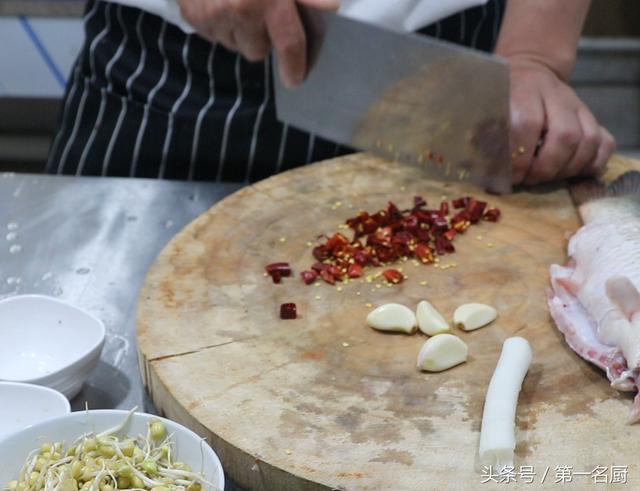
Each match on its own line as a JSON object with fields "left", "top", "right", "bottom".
{"left": 483, "top": 208, "right": 501, "bottom": 222}
{"left": 312, "top": 245, "right": 330, "bottom": 261}
{"left": 451, "top": 210, "right": 471, "bottom": 233}
{"left": 300, "top": 270, "right": 318, "bottom": 285}
{"left": 320, "top": 269, "right": 336, "bottom": 285}
{"left": 467, "top": 199, "right": 487, "bottom": 224}
{"left": 413, "top": 196, "right": 427, "bottom": 208}
{"left": 327, "top": 265, "right": 344, "bottom": 281}
{"left": 376, "top": 247, "right": 397, "bottom": 263}
{"left": 415, "top": 228, "right": 430, "bottom": 242}
{"left": 435, "top": 235, "right": 455, "bottom": 255}
{"left": 413, "top": 210, "right": 431, "bottom": 224}
{"left": 401, "top": 215, "right": 419, "bottom": 231}
{"left": 265, "top": 262, "right": 292, "bottom": 283}
{"left": 415, "top": 243, "right": 434, "bottom": 264}
{"left": 291, "top": 195, "right": 500, "bottom": 287}
{"left": 431, "top": 216, "right": 449, "bottom": 232}
{"left": 347, "top": 263, "right": 363, "bottom": 278}
{"left": 280, "top": 303, "right": 297, "bottom": 320}
{"left": 387, "top": 201, "right": 401, "bottom": 217}
{"left": 326, "top": 233, "right": 350, "bottom": 251}
{"left": 354, "top": 250, "right": 371, "bottom": 266}
{"left": 382, "top": 268, "right": 405, "bottom": 284}
{"left": 392, "top": 231, "right": 414, "bottom": 244}
{"left": 452, "top": 197, "right": 468, "bottom": 209}
{"left": 265, "top": 262, "right": 291, "bottom": 276}
{"left": 270, "top": 271, "right": 282, "bottom": 284}
{"left": 362, "top": 217, "right": 379, "bottom": 234}
{"left": 443, "top": 229, "right": 457, "bottom": 241}
{"left": 311, "top": 262, "right": 329, "bottom": 273}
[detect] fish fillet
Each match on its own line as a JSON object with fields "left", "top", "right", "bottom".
{"left": 549, "top": 171, "right": 640, "bottom": 423}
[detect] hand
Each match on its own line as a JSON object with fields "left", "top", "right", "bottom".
{"left": 508, "top": 56, "right": 616, "bottom": 186}
{"left": 178, "top": 0, "right": 340, "bottom": 87}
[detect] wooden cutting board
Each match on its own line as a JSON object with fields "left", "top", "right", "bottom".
{"left": 138, "top": 154, "right": 640, "bottom": 491}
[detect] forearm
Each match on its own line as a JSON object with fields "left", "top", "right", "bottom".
{"left": 494, "top": 0, "right": 591, "bottom": 82}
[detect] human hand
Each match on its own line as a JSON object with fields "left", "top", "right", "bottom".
{"left": 178, "top": 0, "right": 340, "bottom": 88}
{"left": 507, "top": 56, "right": 616, "bottom": 186}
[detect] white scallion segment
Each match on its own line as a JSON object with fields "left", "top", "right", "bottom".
{"left": 454, "top": 303, "right": 497, "bottom": 331}
{"left": 416, "top": 334, "right": 468, "bottom": 372}
{"left": 366, "top": 303, "right": 417, "bottom": 334}
{"left": 479, "top": 337, "right": 533, "bottom": 469}
{"left": 416, "top": 300, "right": 450, "bottom": 336}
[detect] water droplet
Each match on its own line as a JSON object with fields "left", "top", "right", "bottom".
{"left": 164, "top": 220, "right": 174, "bottom": 229}
{"left": 76, "top": 267, "right": 90, "bottom": 275}
{"left": 6, "top": 232, "right": 17, "bottom": 241}
{"left": 6, "top": 277, "right": 16, "bottom": 285}
{"left": 7, "top": 223, "right": 18, "bottom": 231}
{"left": 2, "top": 172, "right": 15, "bottom": 178}
{"left": 42, "top": 272, "right": 53, "bottom": 281}
{"left": 51, "top": 286, "right": 63, "bottom": 297}
{"left": 9, "top": 244, "right": 21, "bottom": 254}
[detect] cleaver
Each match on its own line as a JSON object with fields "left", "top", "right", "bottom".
{"left": 273, "top": 9, "right": 512, "bottom": 194}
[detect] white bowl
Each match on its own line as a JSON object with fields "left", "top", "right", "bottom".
{"left": 0, "top": 410, "right": 225, "bottom": 491}
{"left": 0, "top": 382, "right": 70, "bottom": 440}
{"left": 0, "top": 295, "right": 105, "bottom": 398}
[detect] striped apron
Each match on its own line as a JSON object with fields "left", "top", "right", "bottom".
{"left": 46, "top": 0, "right": 505, "bottom": 182}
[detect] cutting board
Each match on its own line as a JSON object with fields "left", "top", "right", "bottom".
{"left": 138, "top": 154, "right": 640, "bottom": 491}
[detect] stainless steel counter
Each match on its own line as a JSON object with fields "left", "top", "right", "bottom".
{"left": 0, "top": 172, "right": 244, "bottom": 489}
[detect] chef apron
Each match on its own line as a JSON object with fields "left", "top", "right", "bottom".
{"left": 46, "top": 0, "right": 506, "bottom": 182}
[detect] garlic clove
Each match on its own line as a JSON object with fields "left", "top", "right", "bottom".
{"left": 417, "top": 333, "right": 468, "bottom": 372}
{"left": 454, "top": 303, "right": 497, "bottom": 331}
{"left": 416, "top": 300, "right": 450, "bottom": 336}
{"left": 366, "top": 303, "right": 417, "bottom": 334}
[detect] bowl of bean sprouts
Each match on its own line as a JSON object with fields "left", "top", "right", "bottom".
{"left": 0, "top": 409, "right": 224, "bottom": 491}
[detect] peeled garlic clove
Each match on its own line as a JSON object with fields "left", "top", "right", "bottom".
{"left": 416, "top": 300, "right": 450, "bottom": 336}
{"left": 454, "top": 303, "right": 497, "bottom": 331}
{"left": 417, "top": 333, "right": 468, "bottom": 372}
{"left": 366, "top": 303, "right": 417, "bottom": 334}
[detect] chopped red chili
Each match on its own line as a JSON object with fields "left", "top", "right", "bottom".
{"left": 413, "top": 196, "right": 427, "bottom": 208}
{"left": 483, "top": 208, "right": 501, "bottom": 222}
{"left": 347, "top": 263, "right": 364, "bottom": 278}
{"left": 312, "top": 245, "right": 330, "bottom": 261}
{"left": 327, "top": 264, "right": 344, "bottom": 281}
{"left": 383, "top": 268, "right": 405, "bottom": 284}
{"left": 280, "top": 303, "right": 297, "bottom": 320}
{"left": 435, "top": 235, "right": 455, "bottom": 255}
{"left": 414, "top": 243, "right": 435, "bottom": 264}
{"left": 300, "top": 270, "right": 318, "bottom": 285}
{"left": 269, "top": 195, "right": 500, "bottom": 288}
{"left": 466, "top": 199, "right": 487, "bottom": 224}
{"left": 354, "top": 250, "right": 371, "bottom": 266}
{"left": 452, "top": 197, "right": 469, "bottom": 209}
{"left": 265, "top": 262, "right": 292, "bottom": 283}
{"left": 320, "top": 269, "right": 336, "bottom": 285}
{"left": 443, "top": 228, "right": 457, "bottom": 241}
